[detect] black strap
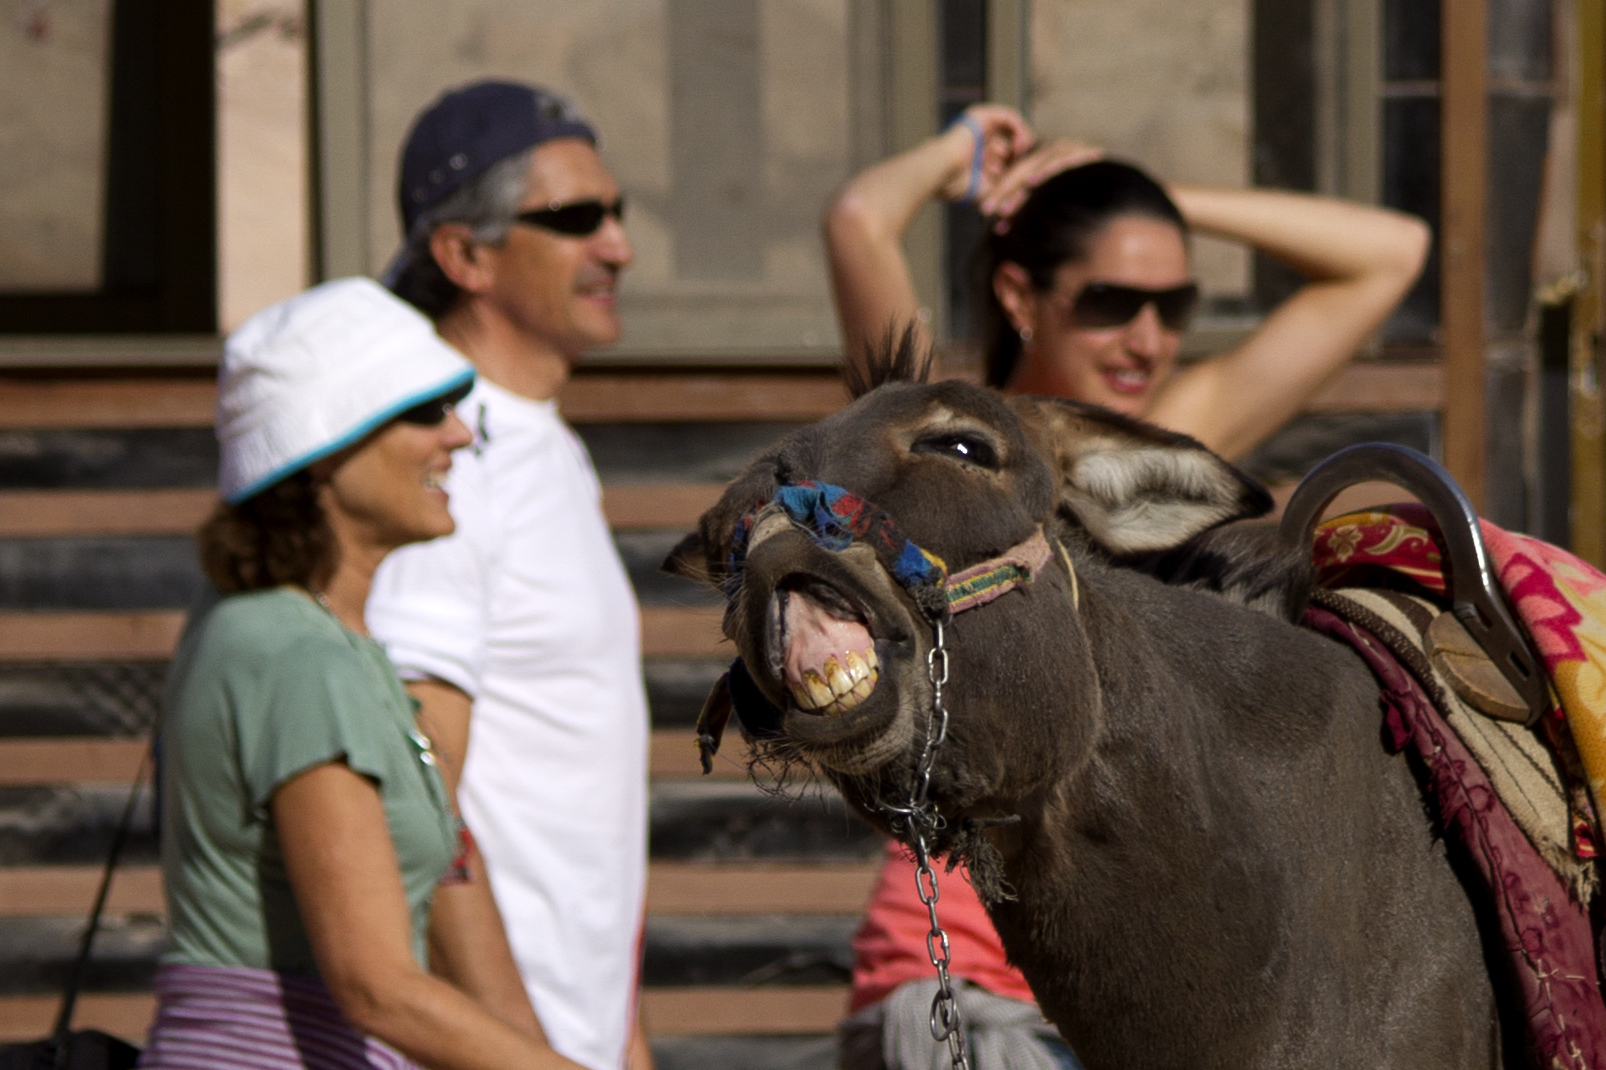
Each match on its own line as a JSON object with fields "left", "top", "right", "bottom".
{"left": 50, "top": 743, "right": 152, "bottom": 1054}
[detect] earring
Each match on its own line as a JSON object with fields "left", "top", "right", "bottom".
{"left": 1019, "top": 326, "right": 1033, "bottom": 344}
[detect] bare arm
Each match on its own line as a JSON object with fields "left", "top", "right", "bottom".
{"left": 1146, "top": 186, "right": 1429, "bottom": 459}
{"left": 273, "top": 762, "right": 586, "bottom": 1070}
{"left": 407, "top": 678, "right": 544, "bottom": 1035}
{"left": 824, "top": 105, "right": 1034, "bottom": 373}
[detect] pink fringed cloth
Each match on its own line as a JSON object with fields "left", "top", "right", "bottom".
{"left": 1306, "top": 504, "right": 1606, "bottom": 1069}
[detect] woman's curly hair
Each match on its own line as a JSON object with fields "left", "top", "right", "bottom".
{"left": 198, "top": 470, "right": 336, "bottom": 593}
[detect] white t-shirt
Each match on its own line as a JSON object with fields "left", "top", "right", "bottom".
{"left": 367, "top": 377, "right": 649, "bottom": 1070}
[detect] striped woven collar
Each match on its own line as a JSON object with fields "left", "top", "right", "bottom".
{"left": 729, "top": 480, "right": 1057, "bottom": 620}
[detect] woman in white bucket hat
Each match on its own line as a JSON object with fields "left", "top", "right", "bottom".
{"left": 140, "top": 279, "right": 585, "bottom": 1070}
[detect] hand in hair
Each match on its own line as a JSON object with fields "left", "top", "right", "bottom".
{"left": 980, "top": 138, "right": 1106, "bottom": 229}
{"left": 824, "top": 103, "right": 1032, "bottom": 364}
{"left": 937, "top": 105, "right": 1037, "bottom": 204}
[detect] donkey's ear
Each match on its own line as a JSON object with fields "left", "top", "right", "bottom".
{"left": 661, "top": 455, "right": 780, "bottom": 586}
{"left": 1009, "top": 396, "right": 1272, "bottom": 555}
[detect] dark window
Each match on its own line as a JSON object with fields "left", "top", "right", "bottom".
{"left": 0, "top": 0, "right": 216, "bottom": 333}
{"left": 941, "top": 0, "right": 989, "bottom": 344}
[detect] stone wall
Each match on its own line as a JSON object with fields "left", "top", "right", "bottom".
{"left": 1029, "top": 0, "right": 1251, "bottom": 299}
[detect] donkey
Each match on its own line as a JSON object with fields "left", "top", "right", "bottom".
{"left": 666, "top": 374, "right": 1510, "bottom": 1069}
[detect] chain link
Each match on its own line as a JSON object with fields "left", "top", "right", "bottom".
{"left": 880, "top": 619, "right": 971, "bottom": 1070}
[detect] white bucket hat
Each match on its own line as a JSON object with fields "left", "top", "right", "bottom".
{"left": 217, "top": 277, "right": 475, "bottom": 503}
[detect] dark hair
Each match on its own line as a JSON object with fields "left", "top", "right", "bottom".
{"left": 198, "top": 470, "right": 336, "bottom": 594}
{"left": 389, "top": 148, "right": 534, "bottom": 319}
{"left": 981, "top": 159, "right": 1188, "bottom": 388}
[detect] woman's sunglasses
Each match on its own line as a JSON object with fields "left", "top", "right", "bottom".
{"left": 394, "top": 383, "right": 473, "bottom": 427}
{"left": 513, "top": 197, "right": 626, "bottom": 237}
{"left": 1066, "top": 281, "right": 1200, "bottom": 332}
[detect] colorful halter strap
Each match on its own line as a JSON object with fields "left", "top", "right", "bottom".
{"left": 728, "top": 480, "right": 1057, "bottom": 621}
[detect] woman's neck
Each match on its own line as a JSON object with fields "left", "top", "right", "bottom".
{"left": 312, "top": 541, "right": 387, "bottom": 636}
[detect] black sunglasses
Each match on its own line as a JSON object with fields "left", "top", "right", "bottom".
{"left": 513, "top": 197, "right": 625, "bottom": 237}
{"left": 1068, "top": 281, "right": 1200, "bottom": 332}
{"left": 394, "top": 382, "right": 473, "bottom": 427}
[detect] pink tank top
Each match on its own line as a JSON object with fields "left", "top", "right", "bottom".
{"left": 850, "top": 840, "right": 1035, "bottom": 1010}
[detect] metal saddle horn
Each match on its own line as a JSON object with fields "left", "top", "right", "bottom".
{"left": 1279, "top": 443, "right": 1550, "bottom": 726}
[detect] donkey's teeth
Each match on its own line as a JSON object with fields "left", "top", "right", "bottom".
{"left": 824, "top": 655, "right": 852, "bottom": 695}
{"left": 802, "top": 670, "right": 834, "bottom": 708}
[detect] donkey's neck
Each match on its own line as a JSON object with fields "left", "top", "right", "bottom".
{"left": 985, "top": 564, "right": 1484, "bottom": 1068}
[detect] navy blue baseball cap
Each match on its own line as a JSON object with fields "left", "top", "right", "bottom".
{"left": 397, "top": 81, "right": 597, "bottom": 236}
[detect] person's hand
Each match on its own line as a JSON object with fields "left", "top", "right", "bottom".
{"left": 936, "top": 104, "right": 1035, "bottom": 204}
{"left": 979, "top": 138, "right": 1106, "bottom": 229}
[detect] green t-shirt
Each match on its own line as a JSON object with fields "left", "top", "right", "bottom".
{"left": 158, "top": 587, "right": 457, "bottom": 972}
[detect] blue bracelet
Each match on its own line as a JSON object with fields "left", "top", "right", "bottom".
{"left": 948, "top": 114, "right": 986, "bottom": 203}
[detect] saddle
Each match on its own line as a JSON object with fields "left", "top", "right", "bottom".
{"left": 1284, "top": 447, "right": 1606, "bottom": 1070}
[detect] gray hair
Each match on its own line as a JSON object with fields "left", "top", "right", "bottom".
{"left": 388, "top": 148, "right": 534, "bottom": 318}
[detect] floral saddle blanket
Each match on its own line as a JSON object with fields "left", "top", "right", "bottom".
{"left": 1304, "top": 503, "right": 1606, "bottom": 1069}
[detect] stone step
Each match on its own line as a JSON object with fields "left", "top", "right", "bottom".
{"left": 651, "top": 1036, "right": 834, "bottom": 1070}
{"left": 0, "top": 531, "right": 716, "bottom": 611}
{"left": 0, "top": 658, "right": 726, "bottom": 736}
{"left": 0, "top": 780, "right": 877, "bottom": 867}
{"left": 0, "top": 987, "right": 849, "bottom": 1045}
{"left": 0, "top": 731, "right": 753, "bottom": 786}
{"left": 0, "top": 914, "right": 858, "bottom": 996}
{"left": 0, "top": 862, "right": 880, "bottom": 919}
{"left": 0, "top": 606, "right": 723, "bottom": 661}
{"left": 643, "top": 916, "right": 857, "bottom": 987}
{"left": 647, "top": 780, "right": 879, "bottom": 864}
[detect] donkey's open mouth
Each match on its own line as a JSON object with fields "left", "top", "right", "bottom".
{"left": 769, "top": 576, "right": 881, "bottom": 716}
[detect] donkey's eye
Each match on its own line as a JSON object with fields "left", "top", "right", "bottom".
{"left": 913, "top": 432, "right": 1000, "bottom": 469}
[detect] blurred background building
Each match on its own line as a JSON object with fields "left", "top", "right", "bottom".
{"left": 0, "top": 2, "right": 1596, "bottom": 1066}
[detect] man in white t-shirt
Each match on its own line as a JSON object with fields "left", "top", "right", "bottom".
{"left": 367, "top": 81, "right": 650, "bottom": 1070}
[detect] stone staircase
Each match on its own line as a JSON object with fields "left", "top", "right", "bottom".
{"left": 0, "top": 360, "right": 1439, "bottom": 1068}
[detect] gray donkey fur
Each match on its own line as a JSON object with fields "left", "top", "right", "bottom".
{"left": 666, "top": 373, "right": 1511, "bottom": 1069}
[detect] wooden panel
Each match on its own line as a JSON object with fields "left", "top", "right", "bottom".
{"left": 0, "top": 739, "right": 147, "bottom": 786}
{"left": 0, "top": 375, "right": 849, "bottom": 429}
{"left": 641, "top": 607, "right": 727, "bottom": 659}
{"left": 0, "top": 988, "right": 845, "bottom": 1043}
{"left": 0, "top": 489, "right": 214, "bottom": 538}
{"left": 0, "top": 612, "right": 185, "bottom": 661}
{"left": 0, "top": 485, "right": 718, "bottom": 537}
{"left": 0, "top": 994, "right": 155, "bottom": 1044}
{"left": 0, "top": 363, "right": 1444, "bottom": 433}
{"left": 603, "top": 484, "right": 723, "bottom": 531}
{"left": 641, "top": 986, "right": 848, "bottom": 1036}
{"left": 0, "top": 732, "right": 738, "bottom": 787}
{"left": 0, "top": 862, "right": 876, "bottom": 918}
{"left": 0, "top": 608, "right": 717, "bottom": 661}
{"left": 1440, "top": 0, "right": 1488, "bottom": 509}
{"left": 0, "top": 379, "right": 215, "bottom": 429}
{"left": 0, "top": 865, "right": 164, "bottom": 916}
{"left": 1302, "top": 363, "right": 1442, "bottom": 412}
{"left": 651, "top": 730, "right": 746, "bottom": 779}
{"left": 559, "top": 374, "right": 847, "bottom": 423}
{"left": 647, "top": 863, "right": 878, "bottom": 916}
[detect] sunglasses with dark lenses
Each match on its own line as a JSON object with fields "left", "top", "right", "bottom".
{"left": 394, "top": 383, "right": 473, "bottom": 427}
{"left": 513, "top": 197, "right": 625, "bottom": 236}
{"left": 1069, "top": 281, "right": 1200, "bottom": 332}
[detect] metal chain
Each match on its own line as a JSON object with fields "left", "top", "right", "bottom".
{"left": 880, "top": 619, "right": 971, "bottom": 1070}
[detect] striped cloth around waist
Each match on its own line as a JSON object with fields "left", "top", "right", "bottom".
{"left": 136, "top": 963, "right": 421, "bottom": 1070}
